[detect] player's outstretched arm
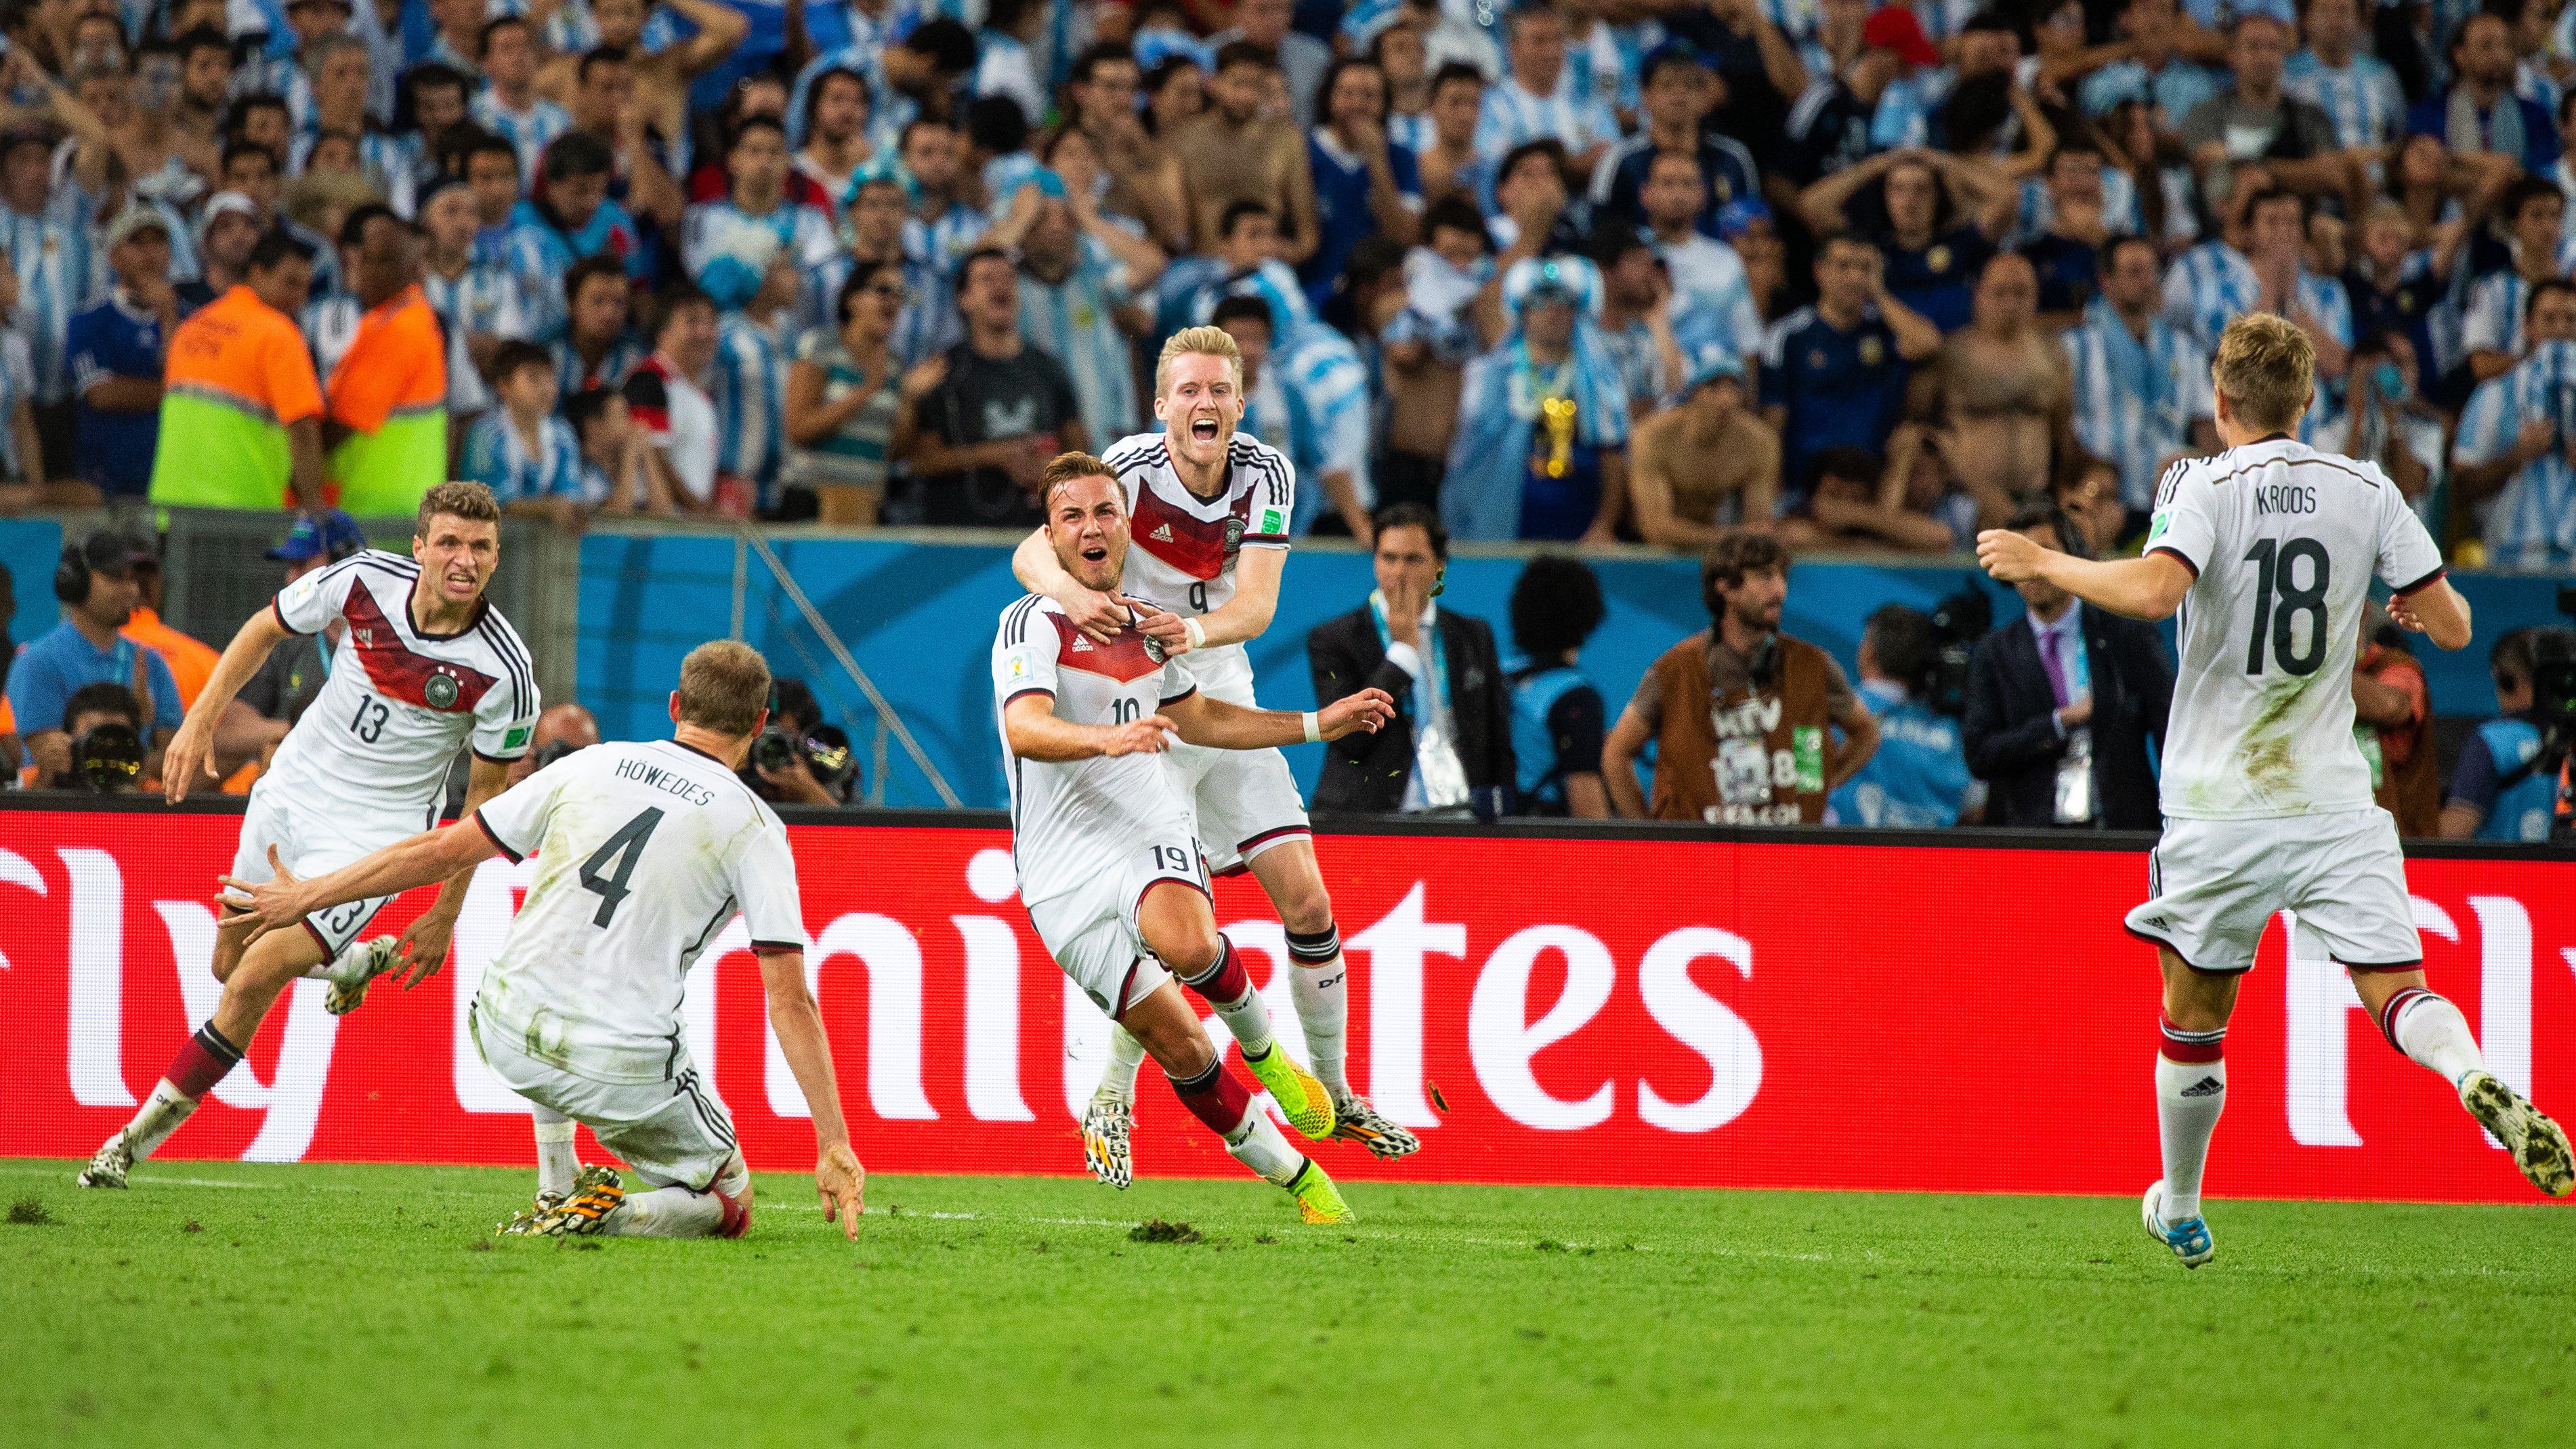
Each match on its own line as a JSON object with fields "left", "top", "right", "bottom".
{"left": 1011, "top": 527, "right": 1131, "bottom": 641}
{"left": 1001, "top": 692, "right": 1173, "bottom": 761}
{"left": 163, "top": 606, "right": 295, "bottom": 803}
{"left": 389, "top": 755, "right": 518, "bottom": 988}
{"left": 756, "top": 946, "right": 865, "bottom": 1240}
{"left": 1975, "top": 530, "right": 2193, "bottom": 621}
{"left": 1162, "top": 687, "right": 1397, "bottom": 751}
{"left": 217, "top": 826, "right": 499, "bottom": 946}
{"left": 2388, "top": 578, "right": 2473, "bottom": 651}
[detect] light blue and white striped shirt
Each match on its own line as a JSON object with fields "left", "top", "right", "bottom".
{"left": 2159, "top": 240, "right": 2260, "bottom": 352}
{"left": 2458, "top": 238, "right": 2576, "bottom": 360}
{"left": 424, "top": 260, "right": 532, "bottom": 347}
{"left": 470, "top": 91, "right": 574, "bottom": 186}
{"left": 1017, "top": 234, "right": 1139, "bottom": 448}
{"left": 1656, "top": 234, "right": 1765, "bottom": 364}
{"left": 1473, "top": 76, "right": 1622, "bottom": 161}
{"left": 710, "top": 312, "right": 789, "bottom": 502}
{"left": 464, "top": 409, "right": 599, "bottom": 504}
{"left": 2283, "top": 49, "right": 2407, "bottom": 149}
{"left": 301, "top": 291, "right": 366, "bottom": 385}
{"left": 2451, "top": 343, "right": 2576, "bottom": 565}
{"left": 2077, "top": 58, "right": 2223, "bottom": 125}
{"left": 0, "top": 186, "right": 102, "bottom": 402}
{"left": 683, "top": 198, "right": 841, "bottom": 312}
{"left": 1389, "top": 109, "right": 1438, "bottom": 157}
{"left": 2062, "top": 299, "right": 2214, "bottom": 510}
{"left": 905, "top": 202, "right": 991, "bottom": 285}
{"left": 2007, "top": 170, "right": 2144, "bottom": 248}
{"left": 1257, "top": 321, "right": 1376, "bottom": 532}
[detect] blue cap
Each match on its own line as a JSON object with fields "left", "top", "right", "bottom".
{"left": 267, "top": 509, "right": 367, "bottom": 562}
{"left": 1715, "top": 197, "right": 1772, "bottom": 241}
{"left": 1686, "top": 349, "right": 1746, "bottom": 391}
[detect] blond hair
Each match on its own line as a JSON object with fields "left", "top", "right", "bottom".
{"left": 417, "top": 480, "right": 501, "bottom": 532}
{"left": 1038, "top": 451, "right": 1116, "bottom": 513}
{"left": 1154, "top": 325, "right": 1244, "bottom": 398}
{"left": 675, "top": 640, "right": 772, "bottom": 737}
{"left": 2212, "top": 313, "right": 2315, "bottom": 434}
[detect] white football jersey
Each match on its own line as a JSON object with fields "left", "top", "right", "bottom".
{"left": 263, "top": 551, "right": 539, "bottom": 818}
{"left": 992, "top": 593, "right": 1202, "bottom": 909}
{"left": 1101, "top": 430, "right": 1294, "bottom": 697}
{"left": 471, "top": 738, "right": 807, "bottom": 1083}
{"left": 2147, "top": 436, "right": 2447, "bottom": 820}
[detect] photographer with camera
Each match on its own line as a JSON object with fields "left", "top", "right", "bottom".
{"left": 2441, "top": 628, "right": 2564, "bottom": 842}
{"left": 45, "top": 682, "right": 148, "bottom": 793}
{"left": 1826, "top": 604, "right": 1978, "bottom": 828}
{"left": 742, "top": 677, "right": 860, "bottom": 808}
{"left": 6, "top": 534, "right": 180, "bottom": 789}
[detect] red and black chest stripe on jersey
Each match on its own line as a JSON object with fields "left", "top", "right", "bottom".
{"left": 1049, "top": 612, "right": 1166, "bottom": 684}
{"left": 341, "top": 586, "right": 500, "bottom": 713}
{"left": 1128, "top": 482, "right": 1254, "bottom": 582}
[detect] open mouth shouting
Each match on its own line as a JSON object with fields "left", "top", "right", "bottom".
{"left": 1187, "top": 414, "right": 1222, "bottom": 444}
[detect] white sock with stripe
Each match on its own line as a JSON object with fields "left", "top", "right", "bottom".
{"left": 2382, "top": 986, "right": 2487, "bottom": 1088}
{"left": 2156, "top": 1017, "right": 2227, "bottom": 1223}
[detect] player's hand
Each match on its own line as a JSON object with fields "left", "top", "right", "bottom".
{"left": 2387, "top": 590, "right": 2429, "bottom": 634}
{"left": 1975, "top": 528, "right": 2048, "bottom": 583}
{"left": 1097, "top": 719, "right": 1175, "bottom": 757}
{"left": 1317, "top": 688, "right": 1399, "bottom": 740}
{"left": 1058, "top": 585, "right": 1133, "bottom": 642}
{"left": 816, "top": 1141, "right": 865, "bottom": 1240}
{"left": 391, "top": 908, "right": 457, "bottom": 989}
{"left": 215, "top": 845, "right": 304, "bottom": 945}
{"left": 162, "top": 715, "right": 219, "bottom": 804}
{"left": 1127, "top": 598, "right": 1192, "bottom": 654}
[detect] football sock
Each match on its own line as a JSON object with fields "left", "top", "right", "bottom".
{"left": 1168, "top": 1057, "right": 1301, "bottom": 1185}
{"left": 606, "top": 1186, "right": 724, "bottom": 1238}
{"left": 1177, "top": 939, "right": 1274, "bottom": 1060}
{"left": 310, "top": 938, "right": 374, "bottom": 984}
{"left": 1097, "top": 1025, "right": 1146, "bottom": 1101}
{"left": 1225, "top": 1114, "right": 1305, "bottom": 1187}
{"left": 166, "top": 1022, "right": 244, "bottom": 1101}
{"left": 120, "top": 1079, "right": 201, "bottom": 1162}
{"left": 2381, "top": 987, "right": 2487, "bottom": 1088}
{"left": 1284, "top": 923, "right": 1351, "bottom": 1099}
{"left": 531, "top": 1107, "right": 578, "bottom": 1198}
{"left": 2155, "top": 1016, "right": 2227, "bottom": 1222}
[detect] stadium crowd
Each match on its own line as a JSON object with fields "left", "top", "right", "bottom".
{"left": 0, "top": 0, "right": 2567, "bottom": 835}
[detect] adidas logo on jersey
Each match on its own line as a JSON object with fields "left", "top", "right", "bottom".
{"left": 352, "top": 627, "right": 373, "bottom": 645}
{"left": 1150, "top": 523, "right": 1174, "bottom": 541}
{"left": 2180, "top": 1076, "right": 2224, "bottom": 1098}
{"left": 1069, "top": 636, "right": 1095, "bottom": 652}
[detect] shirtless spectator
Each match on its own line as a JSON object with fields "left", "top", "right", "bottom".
{"left": 1780, "top": 443, "right": 1962, "bottom": 553}
{"left": 1173, "top": 42, "right": 1316, "bottom": 262}
{"left": 1628, "top": 354, "right": 1778, "bottom": 550}
{"left": 540, "top": 0, "right": 746, "bottom": 158}
{"left": 1937, "top": 253, "right": 2070, "bottom": 509}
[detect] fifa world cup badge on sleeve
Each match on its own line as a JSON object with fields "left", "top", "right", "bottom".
{"left": 1261, "top": 507, "right": 1285, "bottom": 536}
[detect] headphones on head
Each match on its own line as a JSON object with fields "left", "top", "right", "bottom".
{"left": 54, "top": 542, "right": 91, "bottom": 607}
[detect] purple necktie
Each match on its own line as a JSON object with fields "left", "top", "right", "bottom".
{"left": 2037, "top": 628, "right": 2070, "bottom": 709}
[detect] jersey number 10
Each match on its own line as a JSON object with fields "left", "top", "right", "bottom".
{"left": 2242, "top": 537, "right": 2330, "bottom": 678}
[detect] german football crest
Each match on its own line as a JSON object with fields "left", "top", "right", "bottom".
{"left": 1141, "top": 634, "right": 1167, "bottom": 664}
{"left": 425, "top": 670, "right": 461, "bottom": 709}
{"left": 1223, "top": 515, "right": 1245, "bottom": 551}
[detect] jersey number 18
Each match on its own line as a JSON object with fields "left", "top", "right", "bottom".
{"left": 2242, "top": 537, "right": 2329, "bottom": 677}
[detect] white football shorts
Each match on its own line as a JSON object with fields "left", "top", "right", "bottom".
{"left": 1024, "top": 824, "right": 1209, "bottom": 1019}
{"left": 230, "top": 782, "right": 436, "bottom": 957}
{"left": 2126, "top": 807, "right": 2423, "bottom": 975}
{"left": 471, "top": 1001, "right": 739, "bottom": 1192}
{"left": 1162, "top": 648, "right": 1312, "bottom": 874}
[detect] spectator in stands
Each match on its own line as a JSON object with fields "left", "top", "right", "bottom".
{"left": 175, "top": 192, "right": 261, "bottom": 316}
{"left": 419, "top": 178, "right": 526, "bottom": 392}
{"left": 1175, "top": 42, "right": 1316, "bottom": 261}
{"left": 2412, "top": 12, "right": 2558, "bottom": 177}
{"left": 2351, "top": 604, "right": 2440, "bottom": 837}
{"left": 1603, "top": 528, "right": 1878, "bottom": 825}
{"left": 1212, "top": 0, "right": 1328, "bottom": 129}
{"left": 148, "top": 228, "right": 324, "bottom": 510}
{"left": 1828, "top": 604, "right": 1975, "bottom": 828}
{"left": 65, "top": 208, "right": 176, "bottom": 505}
{"left": 1962, "top": 502, "right": 2172, "bottom": 830}
{"left": 566, "top": 385, "right": 655, "bottom": 516}
{"left": 2241, "top": 188, "right": 2352, "bottom": 434}
{"left": 1377, "top": 195, "right": 1486, "bottom": 509}
{"left": 2284, "top": 0, "right": 2406, "bottom": 152}
{"left": 117, "top": 543, "right": 216, "bottom": 710}
{"left": 1588, "top": 227, "right": 1688, "bottom": 411}
{"left": 2450, "top": 279, "right": 2576, "bottom": 568}
{"left": 683, "top": 116, "right": 835, "bottom": 314}
{"left": 2330, "top": 328, "right": 2445, "bottom": 532}
{"left": 1781, "top": 0, "right": 1909, "bottom": 188}
{"left": 2012, "top": 143, "right": 2117, "bottom": 324}
{"left": 2442, "top": 629, "right": 2556, "bottom": 841}
{"left": 709, "top": 251, "right": 794, "bottom": 513}
{"left": 1302, "top": 55, "right": 1421, "bottom": 316}
{"left": 1443, "top": 255, "right": 1629, "bottom": 543}
{"left": 323, "top": 206, "right": 448, "bottom": 518}
{"left": 1212, "top": 296, "right": 1374, "bottom": 539}
{"left": 7, "top": 533, "right": 180, "bottom": 786}
{"left": 1628, "top": 352, "right": 1778, "bottom": 551}
{"left": 625, "top": 282, "right": 727, "bottom": 513}
{"left": 785, "top": 262, "right": 940, "bottom": 526}
{"left": 2180, "top": 15, "right": 2349, "bottom": 215}
{"left": 551, "top": 254, "right": 647, "bottom": 404}
{"left": 1504, "top": 553, "right": 1609, "bottom": 818}
{"left": 899, "top": 120, "right": 990, "bottom": 282}
{"left": 1937, "top": 252, "right": 2070, "bottom": 510}
{"left": 2064, "top": 234, "right": 2216, "bottom": 526}
{"left": 1308, "top": 503, "right": 1513, "bottom": 818}
{"left": 1415, "top": 60, "right": 1487, "bottom": 206}
{"left": 905, "top": 247, "right": 1087, "bottom": 528}
{"left": 1760, "top": 234, "right": 1941, "bottom": 502}
{"left": 1641, "top": 152, "right": 1764, "bottom": 364}
{"left": 994, "top": 178, "right": 1166, "bottom": 452}
{"left": 1781, "top": 440, "right": 1962, "bottom": 553}
{"left": 503, "top": 130, "right": 646, "bottom": 282}
{"left": 471, "top": 15, "right": 571, "bottom": 182}
{"left": 799, "top": 169, "right": 957, "bottom": 369}
{"left": 1475, "top": 3, "right": 1620, "bottom": 175}
{"left": 1592, "top": 48, "right": 1760, "bottom": 229}
{"left": 2461, "top": 177, "right": 2568, "bottom": 382}
{"left": 2050, "top": 456, "right": 2131, "bottom": 558}
{"left": 1471, "top": 140, "right": 1588, "bottom": 340}
{"left": 1798, "top": 146, "right": 2012, "bottom": 332}
{"left": 466, "top": 341, "right": 595, "bottom": 530}
{"left": 0, "top": 260, "right": 50, "bottom": 513}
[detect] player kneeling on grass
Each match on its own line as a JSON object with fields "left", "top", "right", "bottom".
{"left": 1978, "top": 312, "right": 2572, "bottom": 1271}
{"left": 217, "top": 640, "right": 866, "bottom": 1241}
{"left": 997, "top": 455, "right": 1397, "bottom": 1223}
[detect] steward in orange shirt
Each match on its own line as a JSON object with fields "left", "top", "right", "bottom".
{"left": 324, "top": 207, "right": 448, "bottom": 517}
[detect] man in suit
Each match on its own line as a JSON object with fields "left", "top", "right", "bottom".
{"left": 1307, "top": 503, "right": 1513, "bottom": 817}
{"left": 1964, "top": 501, "right": 2175, "bottom": 829}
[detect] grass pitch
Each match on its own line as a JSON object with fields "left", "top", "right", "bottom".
{"left": 3, "top": 1162, "right": 2571, "bottom": 1447}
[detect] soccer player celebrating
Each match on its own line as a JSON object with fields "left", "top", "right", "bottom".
{"left": 1977, "top": 314, "right": 2573, "bottom": 1269}
{"left": 79, "top": 484, "right": 540, "bottom": 1190}
{"left": 997, "top": 453, "right": 1397, "bottom": 1222}
{"left": 1011, "top": 326, "right": 1422, "bottom": 1187}
{"left": 215, "top": 641, "right": 864, "bottom": 1240}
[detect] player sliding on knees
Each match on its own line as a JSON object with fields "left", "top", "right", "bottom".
{"left": 215, "top": 641, "right": 865, "bottom": 1240}
{"left": 1978, "top": 312, "right": 2573, "bottom": 1271}
{"left": 81, "top": 484, "right": 541, "bottom": 1190}
{"left": 998, "top": 454, "right": 1397, "bottom": 1221}
{"left": 1012, "top": 326, "right": 1422, "bottom": 1189}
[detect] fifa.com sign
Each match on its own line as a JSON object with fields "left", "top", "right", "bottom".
{"left": 3, "top": 807, "right": 2573, "bottom": 1204}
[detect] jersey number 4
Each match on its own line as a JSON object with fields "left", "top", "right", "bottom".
{"left": 2242, "top": 537, "right": 2329, "bottom": 677}
{"left": 579, "top": 807, "right": 664, "bottom": 927}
